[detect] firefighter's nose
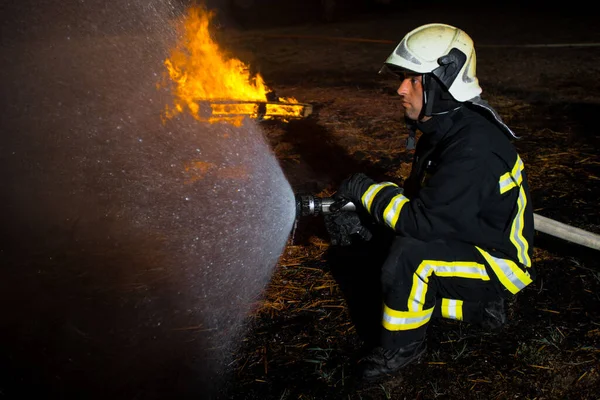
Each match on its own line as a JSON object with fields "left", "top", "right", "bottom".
{"left": 397, "top": 79, "right": 410, "bottom": 96}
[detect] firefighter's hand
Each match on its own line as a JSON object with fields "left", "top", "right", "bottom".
{"left": 323, "top": 211, "right": 373, "bottom": 246}
{"left": 335, "top": 173, "right": 376, "bottom": 207}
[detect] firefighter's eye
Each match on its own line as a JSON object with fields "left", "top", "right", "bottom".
{"left": 408, "top": 77, "right": 422, "bottom": 87}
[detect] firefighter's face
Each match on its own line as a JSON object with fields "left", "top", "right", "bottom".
{"left": 397, "top": 73, "right": 429, "bottom": 121}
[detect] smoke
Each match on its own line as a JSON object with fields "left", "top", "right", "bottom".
{"left": 0, "top": 1, "right": 294, "bottom": 398}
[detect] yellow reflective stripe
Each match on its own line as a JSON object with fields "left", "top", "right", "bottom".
{"left": 499, "top": 172, "right": 516, "bottom": 194}
{"left": 441, "top": 298, "right": 463, "bottom": 320}
{"left": 409, "top": 262, "right": 435, "bottom": 312}
{"left": 476, "top": 247, "right": 532, "bottom": 294}
{"left": 361, "top": 182, "right": 396, "bottom": 214}
{"left": 383, "top": 193, "right": 410, "bottom": 229}
{"left": 408, "top": 261, "right": 490, "bottom": 312}
{"left": 499, "top": 155, "right": 524, "bottom": 194}
{"left": 382, "top": 303, "right": 433, "bottom": 331}
{"left": 512, "top": 156, "right": 524, "bottom": 186}
{"left": 497, "top": 155, "right": 532, "bottom": 267}
{"left": 510, "top": 186, "right": 532, "bottom": 267}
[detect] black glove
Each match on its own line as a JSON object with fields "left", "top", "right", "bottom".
{"left": 323, "top": 211, "right": 373, "bottom": 246}
{"left": 334, "top": 173, "right": 376, "bottom": 207}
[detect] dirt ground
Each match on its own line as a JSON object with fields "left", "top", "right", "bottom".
{"left": 214, "top": 3, "right": 600, "bottom": 399}
{"left": 2, "top": 2, "right": 600, "bottom": 400}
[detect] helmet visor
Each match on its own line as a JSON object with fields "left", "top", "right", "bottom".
{"left": 379, "top": 63, "right": 418, "bottom": 79}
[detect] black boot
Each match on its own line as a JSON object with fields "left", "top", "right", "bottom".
{"left": 358, "top": 340, "right": 426, "bottom": 381}
{"left": 481, "top": 298, "right": 506, "bottom": 330}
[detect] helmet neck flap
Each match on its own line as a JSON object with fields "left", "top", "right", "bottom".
{"left": 421, "top": 47, "right": 468, "bottom": 118}
{"left": 421, "top": 73, "right": 461, "bottom": 118}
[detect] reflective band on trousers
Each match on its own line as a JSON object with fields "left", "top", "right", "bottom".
{"left": 475, "top": 246, "right": 532, "bottom": 294}
{"left": 382, "top": 303, "right": 434, "bottom": 331}
{"left": 361, "top": 182, "right": 397, "bottom": 214}
{"left": 408, "top": 261, "right": 490, "bottom": 312}
{"left": 383, "top": 193, "right": 410, "bottom": 230}
{"left": 441, "top": 298, "right": 463, "bottom": 320}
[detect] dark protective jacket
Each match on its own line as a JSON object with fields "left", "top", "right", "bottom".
{"left": 358, "top": 105, "right": 535, "bottom": 293}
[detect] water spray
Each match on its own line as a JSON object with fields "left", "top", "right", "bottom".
{"left": 295, "top": 194, "right": 600, "bottom": 251}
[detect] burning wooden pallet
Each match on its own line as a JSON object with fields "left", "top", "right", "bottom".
{"left": 204, "top": 100, "right": 312, "bottom": 121}
{"left": 190, "top": 99, "right": 312, "bottom": 126}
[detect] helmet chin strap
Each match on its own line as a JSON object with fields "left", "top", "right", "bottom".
{"left": 420, "top": 74, "right": 435, "bottom": 119}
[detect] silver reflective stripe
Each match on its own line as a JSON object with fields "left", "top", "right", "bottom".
{"left": 410, "top": 263, "right": 433, "bottom": 312}
{"left": 499, "top": 172, "right": 515, "bottom": 194}
{"left": 446, "top": 299, "right": 459, "bottom": 319}
{"left": 476, "top": 247, "right": 532, "bottom": 294}
{"left": 434, "top": 264, "right": 490, "bottom": 279}
{"left": 383, "top": 310, "right": 431, "bottom": 326}
{"left": 441, "top": 299, "right": 463, "bottom": 320}
{"left": 510, "top": 186, "right": 531, "bottom": 267}
{"left": 499, "top": 156, "right": 524, "bottom": 194}
{"left": 383, "top": 194, "right": 409, "bottom": 229}
{"left": 499, "top": 155, "right": 531, "bottom": 267}
{"left": 492, "top": 256, "right": 527, "bottom": 291}
{"left": 361, "top": 182, "right": 396, "bottom": 214}
{"left": 382, "top": 304, "right": 433, "bottom": 331}
{"left": 512, "top": 156, "right": 524, "bottom": 184}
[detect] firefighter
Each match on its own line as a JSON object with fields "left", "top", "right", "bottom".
{"left": 330, "top": 23, "right": 535, "bottom": 381}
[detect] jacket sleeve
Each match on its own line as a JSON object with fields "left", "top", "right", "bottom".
{"left": 360, "top": 135, "right": 491, "bottom": 240}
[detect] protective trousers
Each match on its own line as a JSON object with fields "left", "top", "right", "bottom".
{"left": 380, "top": 236, "right": 506, "bottom": 348}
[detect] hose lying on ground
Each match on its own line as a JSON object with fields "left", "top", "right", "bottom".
{"left": 534, "top": 213, "right": 600, "bottom": 251}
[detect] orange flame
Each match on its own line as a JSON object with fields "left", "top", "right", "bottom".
{"left": 162, "top": 6, "right": 299, "bottom": 126}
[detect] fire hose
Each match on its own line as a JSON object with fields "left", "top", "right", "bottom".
{"left": 295, "top": 194, "right": 600, "bottom": 251}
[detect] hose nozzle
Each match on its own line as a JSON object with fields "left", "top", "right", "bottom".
{"left": 295, "top": 193, "right": 356, "bottom": 218}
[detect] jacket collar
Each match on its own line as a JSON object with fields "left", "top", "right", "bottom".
{"left": 416, "top": 107, "right": 461, "bottom": 145}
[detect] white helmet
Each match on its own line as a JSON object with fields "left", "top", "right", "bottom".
{"left": 382, "top": 23, "right": 482, "bottom": 102}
